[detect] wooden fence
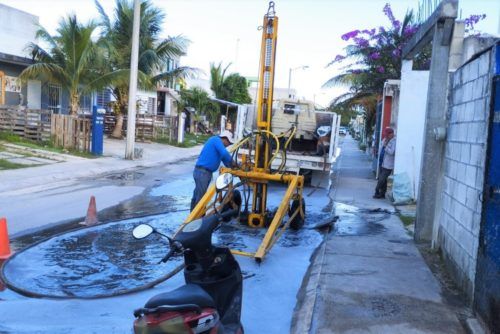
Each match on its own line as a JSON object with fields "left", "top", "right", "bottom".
{"left": 0, "top": 107, "right": 176, "bottom": 153}
{"left": 105, "top": 113, "right": 178, "bottom": 142}
{"left": 0, "top": 107, "right": 52, "bottom": 142}
{"left": 51, "top": 114, "right": 91, "bottom": 152}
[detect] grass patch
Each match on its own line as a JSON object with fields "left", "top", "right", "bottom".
{"left": 154, "top": 133, "right": 211, "bottom": 148}
{"left": 0, "top": 158, "right": 28, "bottom": 170}
{"left": 398, "top": 214, "right": 415, "bottom": 227}
{"left": 0, "top": 131, "right": 95, "bottom": 158}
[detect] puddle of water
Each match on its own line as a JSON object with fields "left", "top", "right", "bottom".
{"left": 332, "top": 202, "right": 388, "bottom": 236}
{"left": 2, "top": 212, "right": 185, "bottom": 298}
{"left": 105, "top": 171, "right": 145, "bottom": 181}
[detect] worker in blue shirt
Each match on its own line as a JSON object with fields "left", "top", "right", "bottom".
{"left": 191, "top": 130, "right": 235, "bottom": 210}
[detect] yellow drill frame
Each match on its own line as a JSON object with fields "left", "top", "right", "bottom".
{"left": 180, "top": 2, "right": 305, "bottom": 262}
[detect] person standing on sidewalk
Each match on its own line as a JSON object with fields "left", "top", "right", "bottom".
{"left": 191, "top": 130, "right": 235, "bottom": 210}
{"left": 374, "top": 127, "right": 396, "bottom": 199}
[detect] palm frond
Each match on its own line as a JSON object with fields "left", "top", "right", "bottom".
{"left": 152, "top": 66, "right": 200, "bottom": 82}
{"left": 94, "top": 0, "right": 111, "bottom": 31}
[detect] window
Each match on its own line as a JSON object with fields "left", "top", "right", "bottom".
{"left": 80, "top": 94, "right": 92, "bottom": 114}
{"left": 48, "top": 84, "right": 62, "bottom": 113}
{"left": 96, "top": 88, "right": 111, "bottom": 110}
{"left": 284, "top": 103, "right": 297, "bottom": 115}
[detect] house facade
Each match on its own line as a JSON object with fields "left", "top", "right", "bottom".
{"left": 0, "top": 4, "right": 111, "bottom": 114}
{"left": 0, "top": 4, "right": 41, "bottom": 108}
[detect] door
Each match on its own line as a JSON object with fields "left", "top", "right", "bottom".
{"left": 474, "top": 74, "right": 500, "bottom": 330}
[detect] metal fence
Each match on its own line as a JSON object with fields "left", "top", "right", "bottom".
{"left": 104, "top": 113, "right": 178, "bottom": 142}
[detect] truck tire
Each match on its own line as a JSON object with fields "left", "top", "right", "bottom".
{"left": 288, "top": 198, "right": 305, "bottom": 230}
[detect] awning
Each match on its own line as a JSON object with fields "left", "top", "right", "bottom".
{"left": 210, "top": 97, "right": 241, "bottom": 108}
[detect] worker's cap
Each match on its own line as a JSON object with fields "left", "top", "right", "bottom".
{"left": 383, "top": 127, "right": 394, "bottom": 136}
{"left": 219, "top": 130, "right": 234, "bottom": 144}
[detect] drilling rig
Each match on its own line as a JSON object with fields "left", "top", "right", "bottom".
{"left": 182, "top": 1, "right": 305, "bottom": 262}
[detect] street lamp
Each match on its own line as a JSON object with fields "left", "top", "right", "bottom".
{"left": 287, "top": 65, "right": 309, "bottom": 98}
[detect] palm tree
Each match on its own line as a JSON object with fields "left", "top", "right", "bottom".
{"left": 95, "top": 0, "right": 197, "bottom": 138}
{"left": 209, "top": 62, "right": 231, "bottom": 98}
{"left": 20, "top": 15, "right": 102, "bottom": 115}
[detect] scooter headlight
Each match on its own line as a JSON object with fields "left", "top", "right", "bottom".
{"left": 182, "top": 218, "right": 203, "bottom": 232}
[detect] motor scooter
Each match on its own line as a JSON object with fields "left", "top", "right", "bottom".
{"left": 132, "top": 173, "right": 243, "bottom": 334}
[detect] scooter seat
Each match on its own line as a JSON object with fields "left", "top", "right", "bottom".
{"left": 145, "top": 284, "right": 215, "bottom": 309}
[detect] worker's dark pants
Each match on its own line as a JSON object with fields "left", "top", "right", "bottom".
{"left": 375, "top": 167, "right": 393, "bottom": 197}
{"left": 191, "top": 167, "right": 212, "bottom": 211}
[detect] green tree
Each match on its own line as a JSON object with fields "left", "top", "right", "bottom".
{"left": 20, "top": 16, "right": 103, "bottom": 115}
{"left": 209, "top": 62, "right": 231, "bottom": 98}
{"left": 179, "top": 87, "right": 219, "bottom": 131}
{"left": 219, "top": 73, "right": 252, "bottom": 104}
{"left": 95, "top": 0, "right": 197, "bottom": 138}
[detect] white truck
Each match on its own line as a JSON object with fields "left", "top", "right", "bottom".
{"left": 233, "top": 98, "right": 341, "bottom": 188}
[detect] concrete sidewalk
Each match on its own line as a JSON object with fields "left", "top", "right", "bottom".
{"left": 292, "top": 136, "right": 465, "bottom": 333}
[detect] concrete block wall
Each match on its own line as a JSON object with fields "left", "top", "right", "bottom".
{"left": 438, "top": 50, "right": 492, "bottom": 299}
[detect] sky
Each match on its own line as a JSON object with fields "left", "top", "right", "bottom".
{"left": 1, "top": 0, "right": 499, "bottom": 106}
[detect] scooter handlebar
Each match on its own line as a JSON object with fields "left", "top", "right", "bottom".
{"left": 159, "top": 241, "right": 182, "bottom": 264}
{"left": 159, "top": 248, "right": 175, "bottom": 264}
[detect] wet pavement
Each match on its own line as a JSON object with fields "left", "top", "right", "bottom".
{"left": 0, "top": 156, "right": 330, "bottom": 333}
{"left": 291, "top": 135, "right": 465, "bottom": 334}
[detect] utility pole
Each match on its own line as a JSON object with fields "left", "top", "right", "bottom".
{"left": 125, "top": 0, "right": 141, "bottom": 160}
{"left": 287, "top": 65, "right": 309, "bottom": 98}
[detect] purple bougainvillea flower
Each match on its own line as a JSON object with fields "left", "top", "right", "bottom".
{"left": 464, "top": 13, "right": 487, "bottom": 31}
{"left": 354, "top": 37, "right": 369, "bottom": 48}
{"left": 403, "top": 25, "right": 418, "bottom": 37}
{"left": 391, "top": 48, "right": 401, "bottom": 58}
{"left": 361, "top": 28, "right": 377, "bottom": 36}
{"left": 352, "top": 69, "right": 362, "bottom": 74}
{"left": 383, "top": 3, "right": 401, "bottom": 29}
{"left": 333, "top": 54, "right": 346, "bottom": 63}
{"left": 369, "top": 52, "right": 381, "bottom": 60}
{"left": 377, "top": 66, "right": 385, "bottom": 73}
{"left": 341, "top": 30, "right": 360, "bottom": 41}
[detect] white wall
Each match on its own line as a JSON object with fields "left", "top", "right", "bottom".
{"left": 0, "top": 4, "right": 38, "bottom": 57}
{"left": 27, "top": 80, "right": 41, "bottom": 109}
{"left": 136, "top": 90, "right": 157, "bottom": 114}
{"left": 393, "top": 60, "right": 430, "bottom": 199}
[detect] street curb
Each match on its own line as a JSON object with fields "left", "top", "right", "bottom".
{"left": 290, "top": 234, "right": 329, "bottom": 334}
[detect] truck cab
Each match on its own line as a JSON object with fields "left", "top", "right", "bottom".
{"left": 234, "top": 98, "right": 341, "bottom": 188}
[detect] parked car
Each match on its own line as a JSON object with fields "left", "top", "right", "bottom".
{"left": 339, "top": 127, "right": 347, "bottom": 135}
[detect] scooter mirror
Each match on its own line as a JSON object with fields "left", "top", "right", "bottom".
{"left": 215, "top": 173, "right": 233, "bottom": 191}
{"left": 132, "top": 224, "right": 154, "bottom": 239}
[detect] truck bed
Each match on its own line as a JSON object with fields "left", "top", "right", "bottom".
{"left": 237, "top": 148, "right": 337, "bottom": 172}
